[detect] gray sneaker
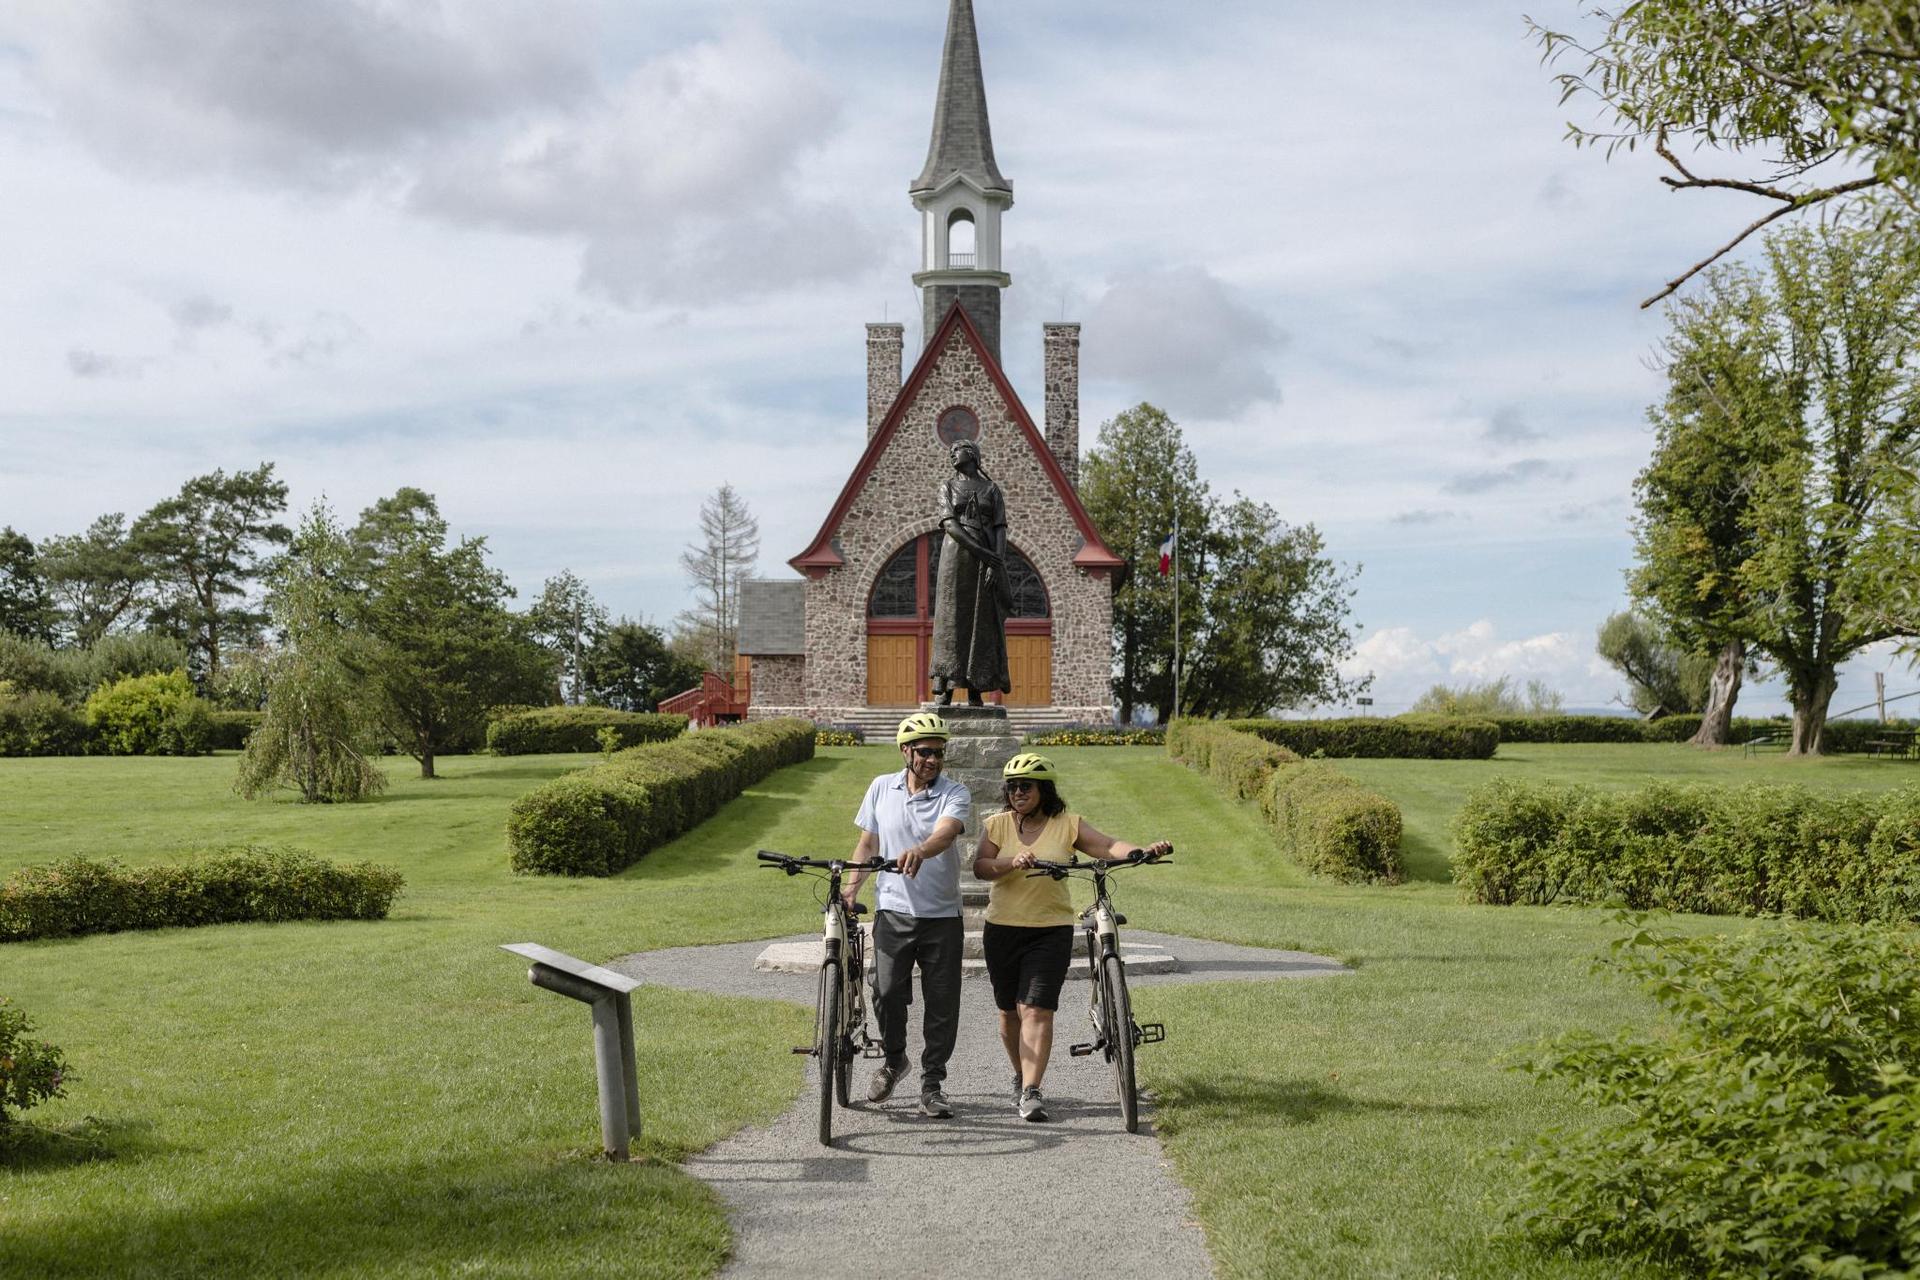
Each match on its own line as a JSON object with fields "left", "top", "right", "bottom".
{"left": 1019, "top": 1087, "right": 1048, "bottom": 1122}
{"left": 919, "top": 1087, "right": 953, "bottom": 1118}
{"left": 868, "top": 1064, "right": 903, "bottom": 1103}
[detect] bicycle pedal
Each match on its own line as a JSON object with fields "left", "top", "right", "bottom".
{"left": 862, "top": 1044, "right": 887, "bottom": 1059}
{"left": 1068, "top": 1042, "right": 1095, "bottom": 1057}
{"left": 1138, "top": 1023, "right": 1166, "bottom": 1044}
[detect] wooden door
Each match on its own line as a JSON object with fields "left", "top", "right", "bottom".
{"left": 1006, "top": 635, "right": 1052, "bottom": 706}
{"left": 866, "top": 634, "right": 919, "bottom": 705}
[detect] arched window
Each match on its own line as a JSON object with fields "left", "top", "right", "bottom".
{"left": 868, "top": 533, "right": 1050, "bottom": 619}
{"left": 946, "top": 208, "right": 976, "bottom": 269}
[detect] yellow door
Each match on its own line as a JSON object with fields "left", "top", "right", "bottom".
{"left": 866, "top": 635, "right": 919, "bottom": 705}
{"left": 1006, "top": 635, "right": 1052, "bottom": 706}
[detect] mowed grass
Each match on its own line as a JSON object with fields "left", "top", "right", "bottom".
{"left": 4, "top": 742, "right": 1908, "bottom": 1277}
{"left": 0, "top": 748, "right": 888, "bottom": 1279}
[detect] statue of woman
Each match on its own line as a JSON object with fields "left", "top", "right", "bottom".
{"left": 930, "top": 439, "right": 1013, "bottom": 705}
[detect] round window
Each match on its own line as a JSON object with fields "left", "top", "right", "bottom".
{"left": 936, "top": 405, "right": 980, "bottom": 445}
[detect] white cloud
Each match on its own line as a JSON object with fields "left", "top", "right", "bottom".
{"left": 1082, "top": 265, "right": 1283, "bottom": 419}
{"left": 1340, "top": 618, "right": 1620, "bottom": 712}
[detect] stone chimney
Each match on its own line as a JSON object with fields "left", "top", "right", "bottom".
{"left": 1043, "top": 322, "right": 1081, "bottom": 486}
{"left": 867, "top": 323, "right": 903, "bottom": 437}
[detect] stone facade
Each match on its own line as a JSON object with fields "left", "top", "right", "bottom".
{"left": 749, "top": 654, "right": 805, "bottom": 708}
{"left": 866, "top": 323, "right": 903, "bottom": 439}
{"left": 1043, "top": 322, "right": 1080, "bottom": 488}
{"left": 922, "top": 282, "right": 1002, "bottom": 364}
{"left": 753, "top": 315, "right": 1115, "bottom": 725}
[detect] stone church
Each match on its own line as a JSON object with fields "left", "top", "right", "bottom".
{"left": 739, "top": 0, "right": 1120, "bottom": 729}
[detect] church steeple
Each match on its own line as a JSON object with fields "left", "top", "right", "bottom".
{"left": 910, "top": 0, "right": 1013, "bottom": 362}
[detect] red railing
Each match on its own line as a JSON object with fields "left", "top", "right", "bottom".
{"left": 659, "top": 670, "right": 750, "bottom": 727}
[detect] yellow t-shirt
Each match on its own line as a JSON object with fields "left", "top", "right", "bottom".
{"left": 982, "top": 809, "right": 1082, "bottom": 927}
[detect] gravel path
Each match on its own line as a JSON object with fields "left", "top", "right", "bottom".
{"left": 611, "top": 933, "right": 1347, "bottom": 1279}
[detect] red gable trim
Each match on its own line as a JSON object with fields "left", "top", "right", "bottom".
{"left": 789, "top": 302, "right": 1124, "bottom": 575}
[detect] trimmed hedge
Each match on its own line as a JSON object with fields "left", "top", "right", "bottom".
{"left": 1224, "top": 715, "right": 1498, "bottom": 760}
{"left": 0, "top": 847, "right": 405, "bottom": 942}
{"left": 1452, "top": 778, "right": 1920, "bottom": 923}
{"left": 209, "top": 709, "right": 264, "bottom": 750}
{"left": 507, "top": 718, "right": 817, "bottom": 876}
{"left": 0, "top": 690, "right": 89, "bottom": 757}
{"left": 1024, "top": 724, "right": 1165, "bottom": 747}
{"left": 486, "top": 706, "right": 688, "bottom": 755}
{"left": 1168, "top": 719, "right": 1402, "bottom": 882}
{"left": 1260, "top": 762, "right": 1403, "bottom": 882}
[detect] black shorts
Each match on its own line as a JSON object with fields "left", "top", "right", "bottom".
{"left": 982, "top": 923, "right": 1075, "bottom": 1012}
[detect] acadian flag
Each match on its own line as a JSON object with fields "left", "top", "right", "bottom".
{"left": 1157, "top": 531, "right": 1175, "bottom": 576}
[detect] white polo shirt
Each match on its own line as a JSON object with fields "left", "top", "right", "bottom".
{"left": 854, "top": 768, "right": 971, "bottom": 918}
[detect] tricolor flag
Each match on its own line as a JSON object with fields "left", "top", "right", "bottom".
{"left": 1157, "top": 531, "right": 1175, "bottom": 576}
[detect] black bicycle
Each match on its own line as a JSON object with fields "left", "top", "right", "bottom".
{"left": 1026, "top": 849, "right": 1171, "bottom": 1132}
{"left": 756, "top": 850, "right": 898, "bottom": 1146}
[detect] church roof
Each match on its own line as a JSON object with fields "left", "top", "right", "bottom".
{"left": 789, "top": 302, "right": 1123, "bottom": 576}
{"left": 737, "top": 580, "right": 806, "bottom": 655}
{"left": 910, "top": 0, "right": 1011, "bottom": 197}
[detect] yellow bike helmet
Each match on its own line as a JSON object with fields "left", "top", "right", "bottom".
{"left": 895, "top": 711, "right": 952, "bottom": 746}
{"left": 1002, "top": 752, "right": 1057, "bottom": 781}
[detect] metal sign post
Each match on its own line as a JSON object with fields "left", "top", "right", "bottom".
{"left": 500, "top": 943, "right": 643, "bottom": 1160}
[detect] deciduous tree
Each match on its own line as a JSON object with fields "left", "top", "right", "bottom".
{"left": 676, "top": 484, "right": 760, "bottom": 673}
{"left": 581, "top": 617, "right": 703, "bottom": 712}
{"left": 1532, "top": 0, "right": 1920, "bottom": 306}
{"left": 1596, "top": 610, "right": 1714, "bottom": 718}
{"left": 0, "top": 528, "right": 55, "bottom": 644}
{"left": 529, "top": 569, "right": 608, "bottom": 705}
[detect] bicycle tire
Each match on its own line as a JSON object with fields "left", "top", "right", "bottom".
{"left": 834, "top": 946, "right": 855, "bottom": 1107}
{"left": 817, "top": 958, "right": 842, "bottom": 1146}
{"left": 1101, "top": 953, "right": 1138, "bottom": 1133}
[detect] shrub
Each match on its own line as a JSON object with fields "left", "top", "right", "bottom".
{"left": 1503, "top": 921, "right": 1920, "bottom": 1277}
{"left": 0, "top": 630, "right": 77, "bottom": 700}
{"left": 1452, "top": 779, "right": 1920, "bottom": 923}
{"left": 814, "top": 726, "right": 863, "bottom": 746}
{"left": 1169, "top": 719, "right": 1402, "bottom": 883}
{"left": 0, "top": 690, "right": 90, "bottom": 757}
{"left": 208, "top": 710, "right": 264, "bottom": 750}
{"left": 83, "top": 671, "right": 213, "bottom": 756}
{"left": 0, "top": 997, "right": 69, "bottom": 1129}
{"left": 1024, "top": 724, "right": 1165, "bottom": 747}
{"left": 0, "top": 847, "right": 405, "bottom": 942}
{"left": 486, "top": 706, "right": 687, "bottom": 755}
{"left": 1261, "top": 763, "right": 1403, "bottom": 882}
{"left": 1226, "top": 715, "right": 1498, "bottom": 759}
{"left": 507, "top": 718, "right": 816, "bottom": 876}
{"left": 70, "top": 632, "right": 193, "bottom": 698}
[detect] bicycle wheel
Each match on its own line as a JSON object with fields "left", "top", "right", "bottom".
{"left": 1101, "top": 953, "right": 1138, "bottom": 1133}
{"left": 816, "top": 957, "right": 843, "bottom": 1146}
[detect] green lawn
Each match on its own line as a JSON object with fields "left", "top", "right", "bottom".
{"left": 3, "top": 743, "right": 1909, "bottom": 1277}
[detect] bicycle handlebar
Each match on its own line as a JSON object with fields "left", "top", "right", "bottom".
{"left": 755, "top": 850, "right": 902, "bottom": 875}
{"left": 1023, "top": 849, "right": 1173, "bottom": 879}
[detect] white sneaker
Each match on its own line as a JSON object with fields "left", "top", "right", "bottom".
{"left": 1018, "top": 1087, "right": 1048, "bottom": 1122}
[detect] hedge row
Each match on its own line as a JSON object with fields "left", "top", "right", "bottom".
{"left": 1224, "top": 715, "right": 1498, "bottom": 760}
{"left": 507, "top": 718, "right": 817, "bottom": 876}
{"left": 1452, "top": 779, "right": 1920, "bottom": 923}
{"left": 1024, "top": 725, "right": 1166, "bottom": 747}
{"left": 209, "top": 710, "right": 263, "bottom": 750}
{"left": 1167, "top": 720, "right": 1402, "bottom": 882}
{"left": 0, "top": 847, "right": 405, "bottom": 942}
{"left": 486, "top": 706, "right": 687, "bottom": 755}
{"left": 1492, "top": 714, "right": 1908, "bottom": 750}
{"left": 0, "top": 672, "right": 219, "bottom": 757}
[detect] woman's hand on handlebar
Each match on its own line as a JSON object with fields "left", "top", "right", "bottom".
{"left": 1133, "top": 841, "right": 1173, "bottom": 863}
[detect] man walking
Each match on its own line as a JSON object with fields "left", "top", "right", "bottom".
{"left": 844, "top": 711, "right": 970, "bottom": 1118}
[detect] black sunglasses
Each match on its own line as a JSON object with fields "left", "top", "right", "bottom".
{"left": 1006, "top": 779, "right": 1037, "bottom": 792}
{"left": 910, "top": 746, "right": 946, "bottom": 759}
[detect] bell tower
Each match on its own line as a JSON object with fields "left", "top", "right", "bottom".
{"left": 911, "top": 0, "right": 1013, "bottom": 363}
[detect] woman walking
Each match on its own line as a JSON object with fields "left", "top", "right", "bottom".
{"left": 972, "top": 753, "right": 1171, "bottom": 1121}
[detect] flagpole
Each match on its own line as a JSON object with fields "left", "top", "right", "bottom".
{"left": 1172, "top": 506, "right": 1181, "bottom": 720}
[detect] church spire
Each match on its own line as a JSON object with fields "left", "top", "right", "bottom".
{"left": 911, "top": 0, "right": 1010, "bottom": 196}
{"left": 909, "top": 0, "right": 1014, "bottom": 362}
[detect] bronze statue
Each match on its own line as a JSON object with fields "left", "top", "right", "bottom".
{"left": 930, "top": 438, "right": 1012, "bottom": 705}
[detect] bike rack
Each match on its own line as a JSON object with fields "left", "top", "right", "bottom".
{"left": 500, "top": 943, "right": 643, "bottom": 1161}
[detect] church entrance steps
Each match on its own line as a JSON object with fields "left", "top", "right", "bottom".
{"left": 820, "top": 705, "right": 1091, "bottom": 742}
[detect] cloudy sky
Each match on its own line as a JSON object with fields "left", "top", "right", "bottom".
{"left": 1, "top": 0, "right": 1907, "bottom": 717}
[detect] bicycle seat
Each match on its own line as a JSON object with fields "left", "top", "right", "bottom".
{"left": 847, "top": 902, "right": 868, "bottom": 916}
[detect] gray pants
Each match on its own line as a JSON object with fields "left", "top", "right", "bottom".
{"left": 871, "top": 911, "right": 964, "bottom": 1090}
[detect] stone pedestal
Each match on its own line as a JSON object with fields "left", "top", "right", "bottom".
{"left": 931, "top": 702, "right": 1018, "bottom": 919}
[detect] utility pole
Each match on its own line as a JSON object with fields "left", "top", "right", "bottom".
{"left": 1172, "top": 506, "right": 1181, "bottom": 720}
